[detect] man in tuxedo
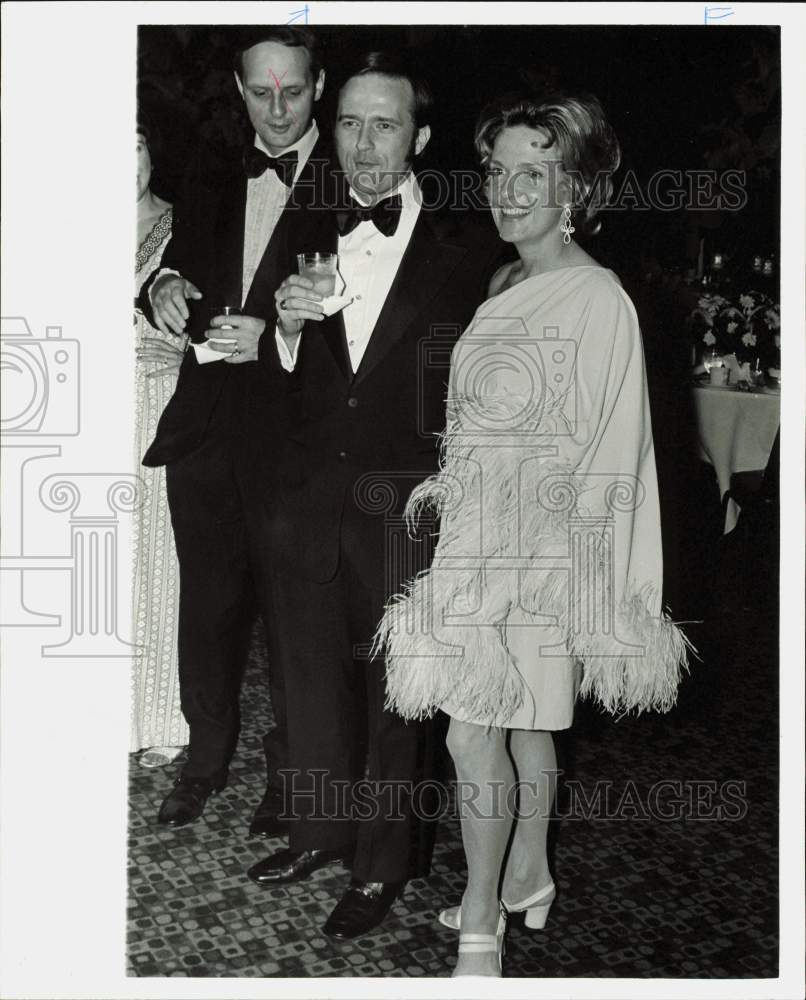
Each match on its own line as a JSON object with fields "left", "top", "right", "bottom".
{"left": 228, "top": 51, "right": 500, "bottom": 938}
{"left": 137, "top": 26, "right": 327, "bottom": 835}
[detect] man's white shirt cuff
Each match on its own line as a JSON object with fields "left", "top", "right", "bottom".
{"left": 275, "top": 327, "right": 301, "bottom": 372}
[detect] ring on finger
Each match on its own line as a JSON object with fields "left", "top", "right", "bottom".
{"left": 279, "top": 298, "right": 288, "bottom": 310}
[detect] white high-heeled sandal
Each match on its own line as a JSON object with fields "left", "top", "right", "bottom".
{"left": 502, "top": 880, "right": 555, "bottom": 929}
{"left": 439, "top": 881, "right": 555, "bottom": 931}
{"left": 452, "top": 907, "right": 506, "bottom": 977}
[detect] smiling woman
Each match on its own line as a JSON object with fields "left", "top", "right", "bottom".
{"left": 378, "top": 90, "right": 691, "bottom": 978}
{"left": 478, "top": 93, "right": 621, "bottom": 249}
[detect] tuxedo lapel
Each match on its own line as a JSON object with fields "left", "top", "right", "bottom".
{"left": 319, "top": 311, "right": 351, "bottom": 382}
{"left": 213, "top": 168, "right": 247, "bottom": 307}
{"left": 352, "top": 213, "right": 469, "bottom": 386}
{"left": 245, "top": 138, "right": 330, "bottom": 319}
{"left": 316, "top": 217, "right": 352, "bottom": 382}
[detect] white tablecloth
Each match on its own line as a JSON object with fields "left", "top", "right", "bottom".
{"left": 692, "top": 385, "right": 780, "bottom": 532}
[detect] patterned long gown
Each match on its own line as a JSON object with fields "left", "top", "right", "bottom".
{"left": 130, "top": 210, "right": 190, "bottom": 754}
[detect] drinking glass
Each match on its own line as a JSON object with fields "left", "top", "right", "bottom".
{"left": 703, "top": 347, "right": 721, "bottom": 373}
{"left": 214, "top": 305, "right": 241, "bottom": 330}
{"left": 297, "top": 252, "right": 339, "bottom": 297}
{"left": 206, "top": 304, "right": 240, "bottom": 346}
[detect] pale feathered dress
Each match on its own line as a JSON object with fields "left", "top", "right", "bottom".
{"left": 377, "top": 265, "right": 691, "bottom": 730}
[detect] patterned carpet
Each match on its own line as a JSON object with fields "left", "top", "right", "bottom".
{"left": 127, "top": 515, "right": 778, "bottom": 979}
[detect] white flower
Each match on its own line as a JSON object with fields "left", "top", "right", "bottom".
{"left": 739, "top": 294, "right": 755, "bottom": 310}
{"left": 741, "top": 332, "right": 757, "bottom": 347}
{"left": 697, "top": 294, "right": 726, "bottom": 316}
{"left": 774, "top": 335, "right": 780, "bottom": 348}
{"left": 765, "top": 308, "right": 780, "bottom": 329}
{"left": 726, "top": 321, "right": 738, "bottom": 333}
{"left": 703, "top": 331, "right": 717, "bottom": 346}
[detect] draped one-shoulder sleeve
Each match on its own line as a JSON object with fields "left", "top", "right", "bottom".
{"left": 375, "top": 266, "right": 691, "bottom": 723}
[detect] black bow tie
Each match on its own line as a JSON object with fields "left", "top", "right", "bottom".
{"left": 336, "top": 194, "right": 402, "bottom": 238}
{"left": 243, "top": 147, "right": 298, "bottom": 187}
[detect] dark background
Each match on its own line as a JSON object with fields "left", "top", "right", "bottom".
{"left": 137, "top": 23, "right": 781, "bottom": 622}
{"left": 138, "top": 24, "right": 781, "bottom": 273}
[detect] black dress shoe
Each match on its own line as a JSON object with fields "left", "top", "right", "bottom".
{"left": 248, "top": 788, "right": 289, "bottom": 839}
{"left": 322, "top": 879, "right": 403, "bottom": 939}
{"left": 247, "top": 846, "right": 353, "bottom": 886}
{"left": 157, "top": 775, "right": 224, "bottom": 828}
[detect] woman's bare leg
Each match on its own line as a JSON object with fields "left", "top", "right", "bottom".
{"left": 501, "top": 728, "right": 558, "bottom": 905}
{"left": 446, "top": 717, "right": 514, "bottom": 976}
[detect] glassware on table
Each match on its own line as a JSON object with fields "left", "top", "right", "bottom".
{"left": 703, "top": 347, "right": 723, "bottom": 373}
{"left": 297, "top": 252, "right": 339, "bottom": 298}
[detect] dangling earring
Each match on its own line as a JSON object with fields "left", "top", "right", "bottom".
{"left": 560, "top": 204, "right": 575, "bottom": 245}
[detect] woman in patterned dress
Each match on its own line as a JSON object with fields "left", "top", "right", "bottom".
{"left": 131, "top": 121, "right": 189, "bottom": 767}
{"left": 377, "top": 93, "right": 691, "bottom": 976}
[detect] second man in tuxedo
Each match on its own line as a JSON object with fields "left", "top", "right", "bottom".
{"left": 138, "top": 27, "right": 328, "bottom": 836}
{"left": 236, "top": 51, "right": 500, "bottom": 938}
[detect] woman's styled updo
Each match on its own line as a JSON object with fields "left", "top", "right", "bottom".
{"left": 474, "top": 92, "right": 621, "bottom": 236}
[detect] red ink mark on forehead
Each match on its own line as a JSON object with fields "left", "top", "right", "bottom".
{"left": 266, "top": 68, "right": 297, "bottom": 123}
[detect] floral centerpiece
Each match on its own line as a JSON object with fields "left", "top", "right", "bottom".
{"left": 690, "top": 290, "right": 780, "bottom": 372}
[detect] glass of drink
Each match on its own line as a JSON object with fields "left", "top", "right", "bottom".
{"left": 206, "top": 304, "right": 240, "bottom": 347}
{"left": 297, "top": 252, "right": 339, "bottom": 298}
{"left": 213, "top": 305, "right": 241, "bottom": 330}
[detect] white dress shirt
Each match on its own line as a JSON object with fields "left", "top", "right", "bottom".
{"left": 241, "top": 122, "right": 319, "bottom": 304}
{"left": 276, "top": 172, "right": 422, "bottom": 373}
{"left": 150, "top": 121, "right": 319, "bottom": 307}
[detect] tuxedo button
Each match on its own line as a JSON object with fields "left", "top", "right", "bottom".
{"left": 338, "top": 451, "right": 348, "bottom": 461}
{"left": 347, "top": 397, "right": 358, "bottom": 409}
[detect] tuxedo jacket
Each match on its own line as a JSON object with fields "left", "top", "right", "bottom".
{"left": 254, "top": 196, "right": 502, "bottom": 590}
{"left": 140, "top": 136, "right": 332, "bottom": 468}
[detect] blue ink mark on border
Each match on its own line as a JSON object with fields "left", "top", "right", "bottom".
{"left": 287, "top": 5, "right": 310, "bottom": 24}
{"left": 704, "top": 6, "right": 735, "bottom": 24}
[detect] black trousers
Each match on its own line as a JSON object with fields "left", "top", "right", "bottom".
{"left": 267, "top": 523, "right": 437, "bottom": 884}
{"left": 164, "top": 368, "right": 287, "bottom": 785}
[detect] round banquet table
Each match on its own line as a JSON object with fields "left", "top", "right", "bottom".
{"left": 691, "top": 383, "right": 780, "bottom": 533}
